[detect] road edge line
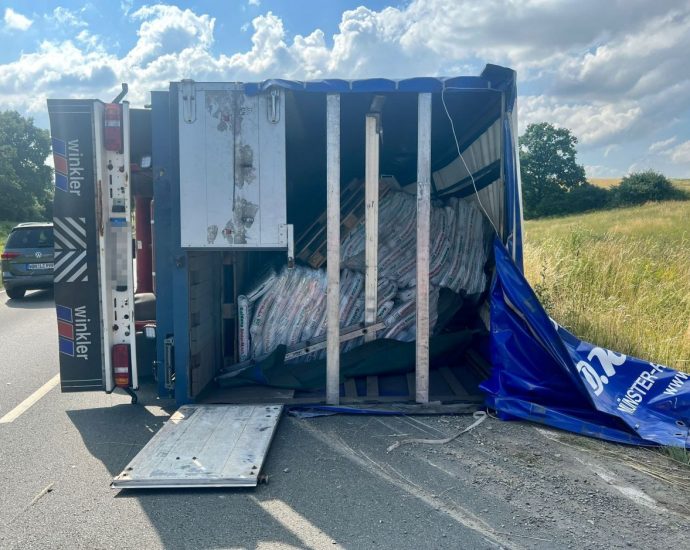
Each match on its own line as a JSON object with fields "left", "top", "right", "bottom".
{"left": 0, "top": 374, "right": 60, "bottom": 424}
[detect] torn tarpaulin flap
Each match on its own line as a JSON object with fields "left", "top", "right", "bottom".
{"left": 482, "top": 237, "right": 690, "bottom": 448}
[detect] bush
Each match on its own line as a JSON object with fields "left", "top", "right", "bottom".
{"left": 527, "top": 182, "right": 611, "bottom": 218}
{"left": 611, "top": 170, "right": 683, "bottom": 206}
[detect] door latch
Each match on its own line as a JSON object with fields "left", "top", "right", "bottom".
{"left": 268, "top": 89, "right": 280, "bottom": 124}
{"left": 181, "top": 79, "right": 196, "bottom": 124}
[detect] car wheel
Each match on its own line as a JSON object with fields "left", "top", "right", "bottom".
{"left": 6, "top": 287, "right": 26, "bottom": 299}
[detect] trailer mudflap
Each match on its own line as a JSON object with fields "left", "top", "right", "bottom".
{"left": 112, "top": 404, "right": 282, "bottom": 489}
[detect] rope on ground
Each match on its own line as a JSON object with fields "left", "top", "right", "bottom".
{"left": 386, "top": 410, "right": 487, "bottom": 452}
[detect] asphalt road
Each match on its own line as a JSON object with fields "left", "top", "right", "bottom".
{"left": 0, "top": 289, "right": 688, "bottom": 550}
{"left": 0, "top": 289, "right": 498, "bottom": 550}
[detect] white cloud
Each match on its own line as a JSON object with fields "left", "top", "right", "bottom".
{"left": 248, "top": 0, "right": 261, "bottom": 6}
{"left": 626, "top": 161, "right": 655, "bottom": 174}
{"left": 4, "top": 8, "right": 33, "bottom": 31}
{"left": 120, "top": 1, "right": 133, "bottom": 16}
{"left": 76, "top": 30, "right": 102, "bottom": 50}
{"left": 228, "top": 12, "right": 289, "bottom": 74}
{"left": 585, "top": 165, "right": 621, "bottom": 178}
{"left": 49, "top": 7, "right": 87, "bottom": 28}
{"left": 3, "top": 1, "right": 687, "bottom": 103}
{"left": 603, "top": 144, "right": 619, "bottom": 158}
{"left": 127, "top": 5, "right": 215, "bottom": 67}
{"left": 649, "top": 136, "right": 677, "bottom": 153}
{"left": 0, "top": 0, "right": 687, "bottom": 178}
{"left": 519, "top": 95, "right": 641, "bottom": 145}
{"left": 552, "top": 6, "right": 690, "bottom": 101}
{"left": 668, "top": 140, "right": 690, "bottom": 164}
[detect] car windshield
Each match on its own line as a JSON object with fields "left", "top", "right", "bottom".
{"left": 6, "top": 227, "right": 54, "bottom": 249}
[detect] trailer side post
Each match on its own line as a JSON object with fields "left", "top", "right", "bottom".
{"left": 415, "top": 93, "right": 432, "bottom": 404}
{"left": 364, "top": 114, "right": 380, "bottom": 342}
{"left": 326, "top": 94, "right": 341, "bottom": 405}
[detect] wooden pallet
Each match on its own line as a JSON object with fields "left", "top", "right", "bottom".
{"left": 203, "top": 361, "right": 486, "bottom": 409}
{"left": 295, "top": 176, "right": 399, "bottom": 268}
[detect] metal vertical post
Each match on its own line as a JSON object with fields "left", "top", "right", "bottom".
{"left": 364, "top": 114, "right": 379, "bottom": 341}
{"left": 500, "top": 91, "right": 506, "bottom": 244}
{"left": 416, "top": 93, "right": 432, "bottom": 404}
{"left": 326, "top": 94, "right": 341, "bottom": 405}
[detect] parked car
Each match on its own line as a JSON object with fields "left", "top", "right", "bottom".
{"left": 1, "top": 222, "right": 54, "bottom": 299}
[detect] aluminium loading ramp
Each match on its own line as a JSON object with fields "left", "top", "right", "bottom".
{"left": 112, "top": 404, "right": 282, "bottom": 489}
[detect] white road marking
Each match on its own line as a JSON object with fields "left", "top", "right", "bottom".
{"left": 574, "top": 456, "right": 667, "bottom": 513}
{"left": 0, "top": 374, "right": 60, "bottom": 424}
{"left": 252, "top": 498, "right": 344, "bottom": 550}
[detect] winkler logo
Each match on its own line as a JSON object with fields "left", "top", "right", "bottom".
{"left": 57, "top": 304, "right": 92, "bottom": 360}
{"left": 52, "top": 137, "right": 83, "bottom": 196}
{"left": 52, "top": 138, "right": 69, "bottom": 193}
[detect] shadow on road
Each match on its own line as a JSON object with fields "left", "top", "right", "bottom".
{"left": 64, "top": 394, "right": 344, "bottom": 549}
{"left": 64, "top": 388, "right": 485, "bottom": 549}
{"left": 3, "top": 289, "right": 54, "bottom": 309}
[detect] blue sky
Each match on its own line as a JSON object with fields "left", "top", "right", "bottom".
{"left": 1, "top": 0, "right": 689, "bottom": 177}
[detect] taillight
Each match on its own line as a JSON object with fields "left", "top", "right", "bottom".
{"left": 1, "top": 252, "right": 20, "bottom": 260}
{"left": 104, "top": 103, "right": 123, "bottom": 152}
{"left": 112, "top": 343, "right": 131, "bottom": 387}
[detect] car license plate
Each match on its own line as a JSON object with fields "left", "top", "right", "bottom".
{"left": 28, "top": 263, "right": 53, "bottom": 270}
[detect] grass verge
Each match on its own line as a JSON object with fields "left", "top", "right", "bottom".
{"left": 663, "top": 446, "right": 690, "bottom": 466}
{"left": 524, "top": 200, "right": 690, "bottom": 371}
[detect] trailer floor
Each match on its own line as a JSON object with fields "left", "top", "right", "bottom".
{"left": 199, "top": 359, "right": 488, "bottom": 412}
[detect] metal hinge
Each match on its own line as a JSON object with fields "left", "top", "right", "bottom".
{"left": 164, "top": 336, "right": 175, "bottom": 390}
{"left": 279, "top": 224, "right": 294, "bottom": 267}
{"left": 181, "top": 79, "right": 196, "bottom": 124}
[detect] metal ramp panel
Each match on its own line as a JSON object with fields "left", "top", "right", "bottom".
{"left": 112, "top": 404, "right": 282, "bottom": 489}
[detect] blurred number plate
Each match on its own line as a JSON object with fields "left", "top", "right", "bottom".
{"left": 28, "top": 263, "right": 53, "bottom": 270}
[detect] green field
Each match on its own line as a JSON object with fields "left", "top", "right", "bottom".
{"left": 523, "top": 200, "right": 690, "bottom": 371}
{"left": 589, "top": 177, "right": 690, "bottom": 192}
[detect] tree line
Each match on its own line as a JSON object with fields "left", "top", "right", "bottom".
{"left": 0, "top": 111, "right": 52, "bottom": 221}
{"left": 519, "top": 122, "right": 686, "bottom": 219}
{"left": 0, "top": 111, "right": 685, "bottom": 223}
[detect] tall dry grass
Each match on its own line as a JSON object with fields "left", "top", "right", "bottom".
{"left": 524, "top": 201, "right": 690, "bottom": 371}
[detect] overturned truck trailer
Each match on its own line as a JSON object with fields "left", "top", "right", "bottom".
{"left": 47, "top": 65, "right": 690, "bottom": 488}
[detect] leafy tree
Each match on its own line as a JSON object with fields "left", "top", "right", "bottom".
{"left": 612, "top": 170, "right": 683, "bottom": 206}
{"left": 519, "top": 122, "right": 590, "bottom": 218}
{"left": 0, "top": 111, "right": 53, "bottom": 221}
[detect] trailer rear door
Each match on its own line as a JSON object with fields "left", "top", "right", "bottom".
{"left": 112, "top": 404, "right": 282, "bottom": 489}
{"left": 47, "top": 99, "right": 138, "bottom": 394}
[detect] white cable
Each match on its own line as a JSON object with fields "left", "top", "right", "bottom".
{"left": 441, "top": 86, "right": 499, "bottom": 236}
{"left": 386, "top": 410, "right": 487, "bottom": 452}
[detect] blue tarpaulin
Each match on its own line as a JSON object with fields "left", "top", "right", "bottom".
{"left": 483, "top": 238, "right": 690, "bottom": 448}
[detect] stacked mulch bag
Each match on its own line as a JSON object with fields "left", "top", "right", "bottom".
{"left": 237, "top": 190, "right": 490, "bottom": 362}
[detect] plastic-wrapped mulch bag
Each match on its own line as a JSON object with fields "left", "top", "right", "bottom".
{"left": 240, "top": 189, "right": 490, "bottom": 361}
